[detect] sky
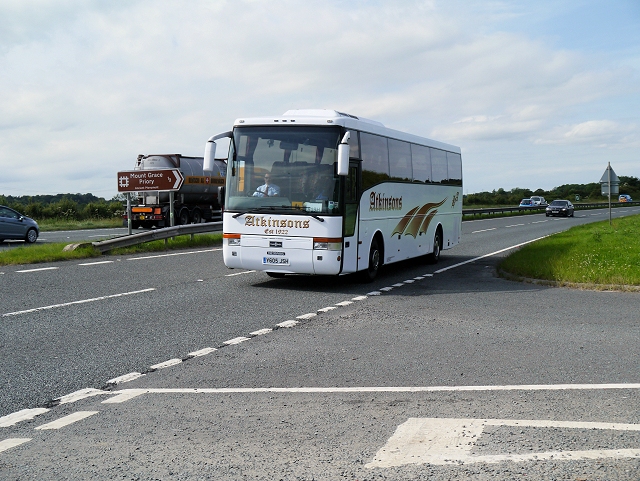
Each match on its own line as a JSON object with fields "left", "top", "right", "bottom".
{"left": 1, "top": 0, "right": 639, "bottom": 199}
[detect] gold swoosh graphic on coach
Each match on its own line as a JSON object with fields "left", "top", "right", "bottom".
{"left": 391, "top": 198, "right": 447, "bottom": 238}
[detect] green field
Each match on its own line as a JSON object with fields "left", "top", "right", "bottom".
{"left": 499, "top": 215, "right": 640, "bottom": 288}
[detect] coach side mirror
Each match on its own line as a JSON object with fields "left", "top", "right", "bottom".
{"left": 204, "top": 131, "right": 232, "bottom": 174}
{"left": 337, "top": 131, "right": 350, "bottom": 176}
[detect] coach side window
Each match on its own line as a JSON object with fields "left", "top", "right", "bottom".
{"left": 388, "top": 139, "right": 412, "bottom": 181}
{"left": 410, "top": 144, "right": 431, "bottom": 183}
{"left": 447, "top": 152, "right": 462, "bottom": 186}
{"left": 430, "top": 148, "right": 448, "bottom": 184}
{"left": 347, "top": 130, "right": 360, "bottom": 159}
{"left": 360, "top": 132, "right": 390, "bottom": 190}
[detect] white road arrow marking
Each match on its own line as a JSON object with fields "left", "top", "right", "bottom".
{"left": 367, "top": 417, "right": 640, "bottom": 467}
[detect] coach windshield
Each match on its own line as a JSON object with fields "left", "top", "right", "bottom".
{"left": 225, "top": 126, "right": 342, "bottom": 215}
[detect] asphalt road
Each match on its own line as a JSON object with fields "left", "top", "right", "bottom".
{"left": 1, "top": 207, "right": 639, "bottom": 479}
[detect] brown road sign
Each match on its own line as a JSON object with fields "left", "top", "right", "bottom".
{"left": 117, "top": 169, "right": 184, "bottom": 192}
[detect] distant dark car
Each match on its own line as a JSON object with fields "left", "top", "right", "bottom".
{"left": 545, "top": 200, "right": 574, "bottom": 217}
{"left": 0, "top": 205, "right": 40, "bottom": 243}
{"left": 519, "top": 198, "right": 533, "bottom": 208}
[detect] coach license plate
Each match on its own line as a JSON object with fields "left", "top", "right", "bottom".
{"left": 263, "top": 257, "right": 290, "bottom": 266}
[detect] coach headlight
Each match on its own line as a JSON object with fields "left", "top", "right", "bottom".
{"left": 224, "top": 233, "right": 241, "bottom": 246}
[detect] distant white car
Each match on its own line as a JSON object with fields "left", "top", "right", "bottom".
{"left": 530, "top": 196, "right": 547, "bottom": 207}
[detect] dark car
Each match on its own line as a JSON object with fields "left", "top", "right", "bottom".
{"left": 545, "top": 199, "right": 574, "bottom": 217}
{"left": 0, "top": 205, "right": 40, "bottom": 243}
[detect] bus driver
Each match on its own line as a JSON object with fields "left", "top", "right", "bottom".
{"left": 253, "top": 174, "right": 280, "bottom": 197}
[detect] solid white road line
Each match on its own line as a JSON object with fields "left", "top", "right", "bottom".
{"left": 35, "top": 411, "right": 99, "bottom": 430}
{"left": 2, "top": 288, "right": 156, "bottom": 317}
{"left": 101, "top": 383, "right": 640, "bottom": 403}
{"left": 127, "top": 248, "right": 221, "bottom": 261}
{"left": 434, "top": 236, "right": 548, "bottom": 274}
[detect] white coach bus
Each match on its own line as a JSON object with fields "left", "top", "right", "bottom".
{"left": 204, "top": 109, "right": 462, "bottom": 281}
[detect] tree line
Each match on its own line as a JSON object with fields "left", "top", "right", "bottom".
{"left": 0, "top": 193, "right": 126, "bottom": 221}
{"left": 463, "top": 176, "right": 640, "bottom": 206}
{"left": 3, "top": 176, "right": 639, "bottom": 219}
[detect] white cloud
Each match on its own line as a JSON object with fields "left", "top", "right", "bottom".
{"left": 0, "top": 0, "right": 638, "bottom": 196}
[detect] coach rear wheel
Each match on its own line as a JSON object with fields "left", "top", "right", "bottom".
{"left": 427, "top": 229, "right": 442, "bottom": 264}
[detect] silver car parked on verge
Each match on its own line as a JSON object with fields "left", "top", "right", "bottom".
{"left": 0, "top": 205, "right": 40, "bottom": 243}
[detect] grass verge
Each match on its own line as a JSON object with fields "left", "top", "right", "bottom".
{"left": 38, "top": 218, "right": 124, "bottom": 231}
{"left": 499, "top": 215, "right": 640, "bottom": 288}
{"left": 0, "top": 234, "right": 222, "bottom": 266}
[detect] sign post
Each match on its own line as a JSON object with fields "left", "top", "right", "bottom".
{"left": 599, "top": 163, "right": 619, "bottom": 226}
{"left": 126, "top": 193, "right": 132, "bottom": 235}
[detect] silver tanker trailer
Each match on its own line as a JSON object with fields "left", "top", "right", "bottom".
{"left": 124, "top": 154, "right": 226, "bottom": 228}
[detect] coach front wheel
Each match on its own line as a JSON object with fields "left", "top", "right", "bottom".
{"left": 360, "top": 238, "right": 381, "bottom": 283}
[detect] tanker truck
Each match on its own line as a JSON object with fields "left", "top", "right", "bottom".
{"left": 123, "top": 154, "right": 226, "bottom": 229}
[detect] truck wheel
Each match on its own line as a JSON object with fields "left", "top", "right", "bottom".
{"left": 178, "top": 209, "right": 190, "bottom": 225}
{"left": 192, "top": 209, "right": 202, "bottom": 224}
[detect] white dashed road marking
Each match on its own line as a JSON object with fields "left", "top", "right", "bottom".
{"left": 107, "top": 372, "right": 145, "bottom": 385}
{"left": 149, "top": 358, "right": 182, "bottom": 370}
{"left": 0, "top": 409, "right": 49, "bottom": 428}
{"left": 0, "top": 438, "right": 31, "bottom": 453}
{"left": 2, "top": 288, "right": 156, "bottom": 317}
{"left": 189, "top": 347, "right": 218, "bottom": 356}
{"left": 16, "top": 267, "right": 59, "bottom": 273}
{"left": 35, "top": 411, "right": 99, "bottom": 430}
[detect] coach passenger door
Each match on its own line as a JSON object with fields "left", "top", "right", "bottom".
{"left": 341, "top": 161, "right": 360, "bottom": 274}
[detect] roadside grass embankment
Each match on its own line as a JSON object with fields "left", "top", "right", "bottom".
{"left": 0, "top": 233, "right": 222, "bottom": 266}
{"left": 37, "top": 218, "right": 123, "bottom": 231}
{"left": 499, "top": 215, "right": 640, "bottom": 290}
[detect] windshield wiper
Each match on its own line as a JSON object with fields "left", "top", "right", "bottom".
{"left": 275, "top": 205, "right": 325, "bottom": 222}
